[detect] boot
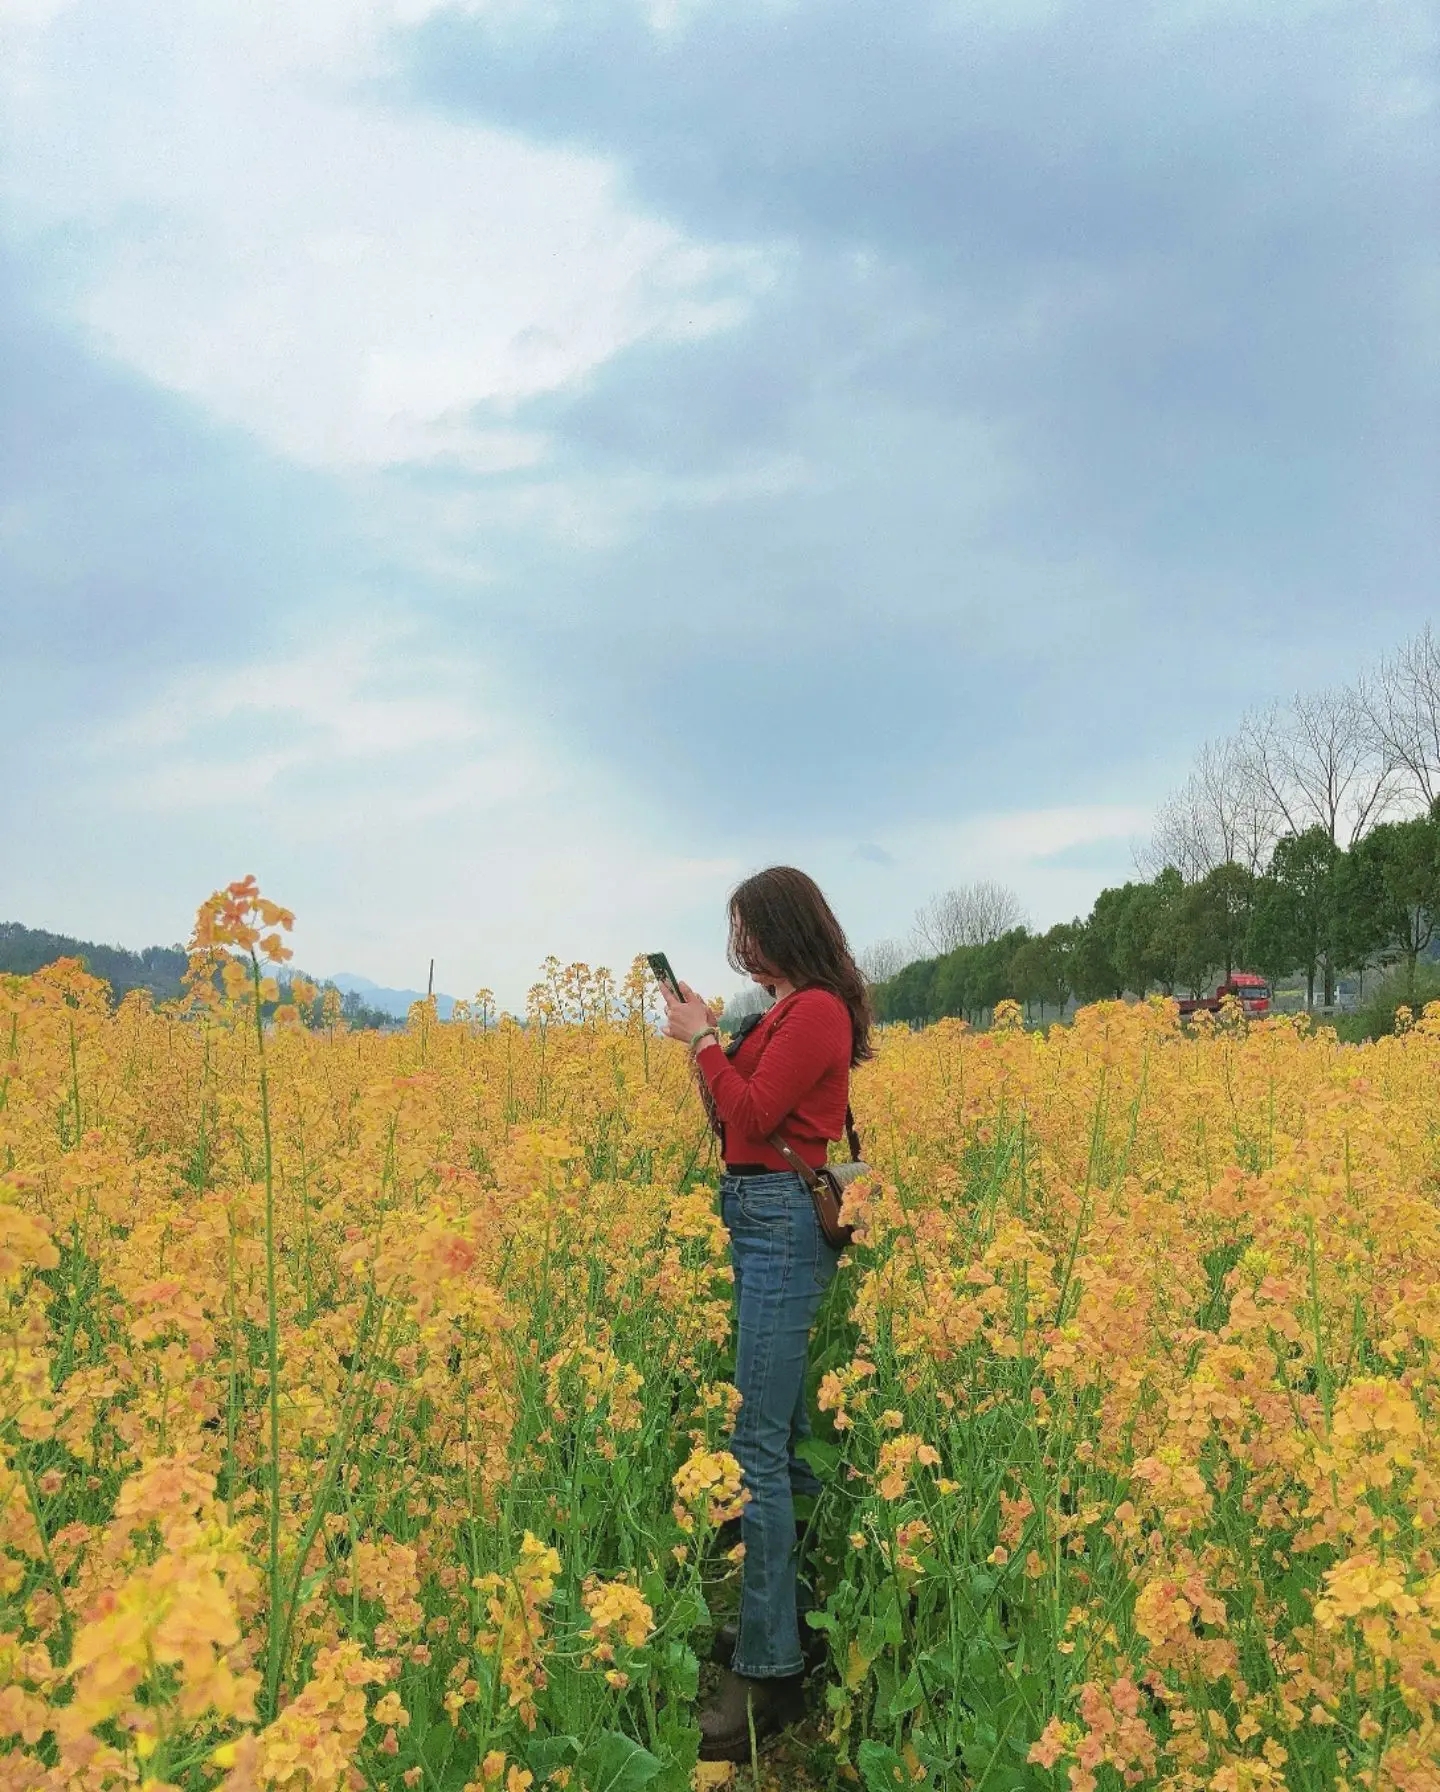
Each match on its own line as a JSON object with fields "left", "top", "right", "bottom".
{"left": 710, "top": 1619, "right": 826, "bottom": 1676}
{"left": 697, "top": 1669, "right": 806, "bottom": 1762}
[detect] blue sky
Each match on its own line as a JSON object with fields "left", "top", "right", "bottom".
{"left": 2, "top": 0, "right": 1435, "bottom": 1005}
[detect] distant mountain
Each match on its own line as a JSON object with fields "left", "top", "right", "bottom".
{"left": 328, "top": 972, "right": 458, "bottom": 1021}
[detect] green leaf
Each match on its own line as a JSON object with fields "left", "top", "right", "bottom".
{"left": 966, "top": 1568, "right": 999, "bottom": 1604}
{"left": 907, "top": 1727, "right": 956, "bottom": 1781}
{"left": 965, "top": 1767, "right": 1030, "bottom": 1792}
{"left": 872, "top": 1655, "right": 898, "bottom": 1717}
{"left": 422, "top": 1716, "right": 458, "bottom": 1764}
{"left": 859, "top": 1589, "right": 902, "bottom": 1659}
{"left": 961, "top": 1725, "right": 1000, "bottom": 1764}
{"left": 437, "top": 1737, "right": 480, "bottom": 1792}
{"left": 857, "top": 1738, "right": 912, "bottom": 1791}
{"left": 577, "top": 1730, "right": 666, "bottom": 1792}
{"left": 667, "top": 1582, "right": 709, "bottom": 1633}
{"left": 795, "top": 1435, "right": 840, "bottom": 1476}
{"left": 824, "top": 1578, "right": 860, "bottom": 1622}
{"left": 657, "top": 1702, "right": 699, "bottom": 1763}
{"left": 524, "top": 1734, "right": 580, "bottom": 1779}
{"left": 885, "top": 1667, "right": 926, "bottom": 1721}
{"left": 652, "top": 1702, "right": 700, "bottom": 1792}
{"left": 662, "top": 1639, "right": 699, "bottom": 1702}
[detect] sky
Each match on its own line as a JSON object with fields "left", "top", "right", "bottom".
{"left": 2, "top": 0, "right": 1436, "bottom": 1007}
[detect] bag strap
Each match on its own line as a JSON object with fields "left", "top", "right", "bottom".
{"left": 766, "top": 1106, "right": 864, "bottom": 1184}
{"left": 765, "top": 1129, "right": 821, "bottom": 1190}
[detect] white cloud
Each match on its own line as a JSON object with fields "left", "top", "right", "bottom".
{"left": 19, "top": 609, "right": 1157, "bottom": 998}
{"left": 0, "top": 0, "right": 783, "bottom": 1010}
{"left": 951, "top": 804, "right": 1153, "bottom": 864}
{"left": 802, "top": 803, "right": 1155, "bottom": 949}
{"left": 49, "top": 622, "right": 747, "bottom": 999}
{"left": 108, "top": 634, "right": 482, "bottom": 755}
{"left": 95, "top": 625, "right": 545, "bottom": 815}
{"left": 853, "top": 803, "right": 1151, "bottom": 880}
{"left": 0, "top": 0, "right": 770, "bottom": 472}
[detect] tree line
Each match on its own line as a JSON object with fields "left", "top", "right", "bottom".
{"left": 874, "top": 805, "right": 1440, "bottom": 1025}
{"left": 0, "top": 923, "right": 190, "bottom": 1002}
{"left": 0, "top": 921, "right": 395, "bottom": 1029}
{"left": 871, "top": 623, "right": 1440, "bottom": 1026}
{"left": 1140, "top": 624, "right": 1440, "bottom": 878}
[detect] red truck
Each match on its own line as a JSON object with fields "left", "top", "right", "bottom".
{"left": 1177, "top": 972, "right": 1272, "bottom": 1019}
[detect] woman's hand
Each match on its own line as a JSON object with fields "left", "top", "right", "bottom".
{"left": 661, "top": 981, "right": 719, "bottom": 1045}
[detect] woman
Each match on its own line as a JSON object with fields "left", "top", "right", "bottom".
{"left": 661, "top": 866, "right": 873, "bottom": 1761}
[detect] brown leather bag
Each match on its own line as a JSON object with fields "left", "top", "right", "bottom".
{"left": 765, "top": 1107, "right": 870, "bottom": 1251}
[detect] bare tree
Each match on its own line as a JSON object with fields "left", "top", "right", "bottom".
{"left": 1143, "top": 734, "right": 1276, "bottom": 880}
{"left": 1142, "top": 628, "right": 1430, "bottom": 892}
{"left": 857, "top": 938, "right": 909, "bottom": 984}
{"left": 1362, "top": 625, "right": 1440, "bottom": 812}
{"left": 912, "top": 881, "right": 1028, "bottom": 955}
{"left": 1138, "top": 790, "right": 1202, "bottom": 881}
{"left": 1240, "top": 687, "right": 1394, "bottom": 849}
{"left": 911, "top": 891, "right": 962, "bottom": 956}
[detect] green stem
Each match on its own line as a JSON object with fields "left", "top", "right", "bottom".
{"left": 270, "top": 1292, "right": 388, "bottom": 1696}
{"left": 252, "top": 955, "right": 284, "bottom": 1717}
{"left": 20, "top": 1457, "right": 73, "bottom": 1656}
{"left": 225, "top": 1209, "right": 240, "bottom": 1527}
{"left": 67, "top": 1018, "right": 82, "bottom": 1144}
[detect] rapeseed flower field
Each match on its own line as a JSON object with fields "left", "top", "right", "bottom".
{"left": 2, "top": 880, "right": 1439, "bottom": 1792}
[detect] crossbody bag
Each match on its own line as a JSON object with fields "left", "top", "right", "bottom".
{"left": 765, "top": 1106, "right": 869, "bottom": 1251}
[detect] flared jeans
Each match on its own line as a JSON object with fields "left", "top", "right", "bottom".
{"left": 719, "top": 1169, "right": 841, "bottom": 1678}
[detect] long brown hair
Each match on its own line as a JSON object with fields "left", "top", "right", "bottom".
{"left": 727, "top": 866, "right": 874, "bottom": 1065}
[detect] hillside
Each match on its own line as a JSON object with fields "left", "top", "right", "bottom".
{"left": 0, "top": 922, "right": 421, "bottom": 1030}
{"left": 0, "top": 921, "right": 188, "bottom": 1003}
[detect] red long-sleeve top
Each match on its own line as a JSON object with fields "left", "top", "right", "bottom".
{"left": 694, "top": 987, "right": 853, "bottom": 1170}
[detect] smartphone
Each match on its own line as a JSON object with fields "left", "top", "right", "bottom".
{"left": 645, "top": 952, "right": 684, "bottom": 1000}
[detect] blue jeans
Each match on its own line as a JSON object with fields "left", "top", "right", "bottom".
{"left": 720, "top": 1170, "right": 840, "bottom": 1678}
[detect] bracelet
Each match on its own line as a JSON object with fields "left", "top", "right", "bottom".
{"left": 690, "top": 1027, "right": 720, "bottom": 1054}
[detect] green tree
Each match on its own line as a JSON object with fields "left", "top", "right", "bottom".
{"left": 975, "top": 927, "right": 1030, "bottom": 1018}
{"left": 1114, "top": 868, "right": 1184, "bottom": 996}
{"left": 931, "top": 928, "right": 1031, "bottom": 1025}
{"left": 1070, "top": 886, "right": 1134, "bottom": 1002}
{"left": 1177, "top": 862, "right": 1258, "bottom": 992}
{"left": 0, "top": 921, "right": 189, "bottom": 1003}
{"left": 1010, "top": 923, "right": 1075, "bottom": 1019}
{"left": 1046, "top": 920, "right": 1080, "bottom": 1007}
{"left": 1333, "top": 808, "right": 1440, "bottom": 998}
{"left": 879, "top": 956, "right": 942, "bottom": 1024}
{"left": 1247, "top": 828, "right": 1342, "bottom": 1006}
{"left": 933, "top": 944, "right": 977, "bottom": 1021}
{"left": 337, "top": 987, "right": 395, "bottom": 1031}
{"left": 1246, "top": 875, "right": 1299, "bottom": 994}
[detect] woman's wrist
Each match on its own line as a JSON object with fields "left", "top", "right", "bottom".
{"left": 689, "top": 1026, "right": 720, "bottom": 1054}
